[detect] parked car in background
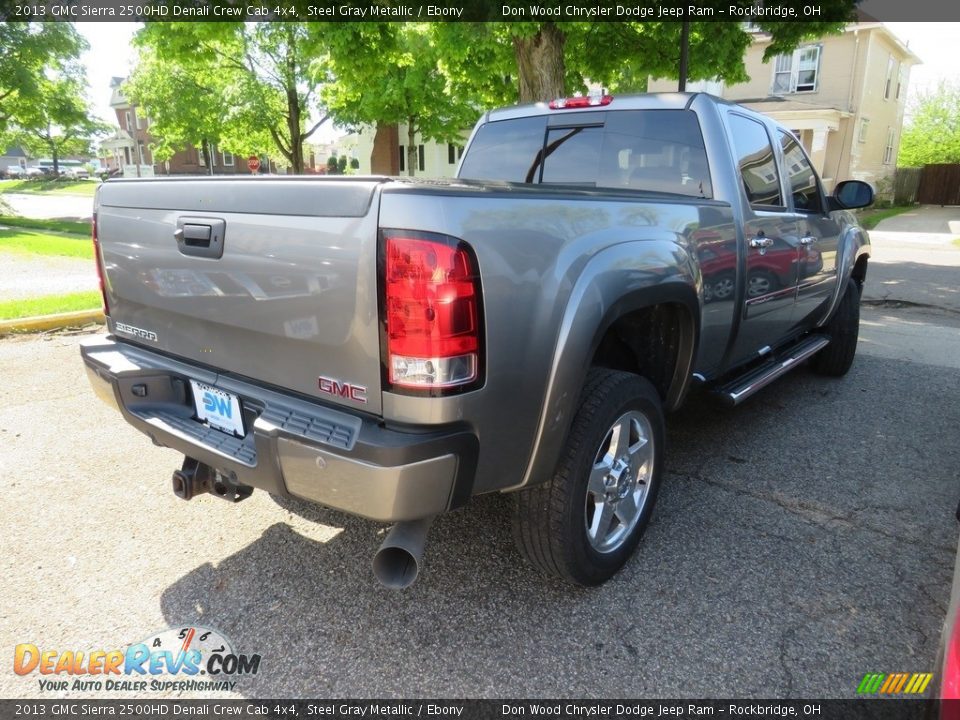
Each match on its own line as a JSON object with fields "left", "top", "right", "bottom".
{"left": 62, "top": 167, "right": 91, "bottom": 180}
{"left": 21, "top": 166, "right": 46, "bottom": 178}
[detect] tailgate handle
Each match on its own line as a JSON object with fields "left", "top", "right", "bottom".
{"left": 175, "top": 217, "right": 226, "bottom": 259}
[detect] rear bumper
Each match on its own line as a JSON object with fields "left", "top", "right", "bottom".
{"left": 80, "top": 335, "right": 477, "bottom": 522}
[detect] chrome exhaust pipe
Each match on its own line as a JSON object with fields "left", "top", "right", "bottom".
{"left": 372, "top": 517, "right": 434, "bottom": 590}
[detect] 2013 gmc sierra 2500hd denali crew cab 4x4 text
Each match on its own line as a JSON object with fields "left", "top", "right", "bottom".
{"left": 81, "top": 93, "right": 874, "bottom": 588}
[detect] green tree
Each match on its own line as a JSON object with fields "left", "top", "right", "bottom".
{"left": 132, "top": 22, "right": 335, "bottom": 173}
{"left": 125, "top": 43, "right": 268, "bottom": 173}
{"left": 898, "top": 82, "right": 960, "bottom": 166}
{"left": 11, "top": 72, "right": 108, "bottom": 175}
{"left": 325, "top": 24, "right": 478, "bottom": 176}
{"left": 0, "top": 22, "right": 86, "bottom": 134}
{"left": 434, "top": 16, "right": 857, "bottom": 104}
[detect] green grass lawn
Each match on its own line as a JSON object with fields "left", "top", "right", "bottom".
{"left": 0, "top": 215, "right": 90, "bottom": 235}
{"left": 0, "top": 178, "right": 99, "bottom": 197}
{"left": 0, "top": 227, "right": 91, "bottom": 259}
{"left": 0, "top": 291, "right": 101, "bottom": 320}
{"left": 856, "top": 205, "right": 915, "bottom": 230}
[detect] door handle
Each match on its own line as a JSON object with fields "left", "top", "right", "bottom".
{"left": 799, "top": 236, "right": 818, "bottom": 246}
{"left": 749, "top": 237, "right": 774, "bottom": 249}
{"left": 175, "top": 217, "right": 226, "bottom": 259}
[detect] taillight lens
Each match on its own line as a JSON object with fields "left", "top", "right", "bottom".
{"left": 382, "top": 231, "right": 482, "bottom": 392}
{"left": 92, "top": 213, "right": 109, "bottom": 315}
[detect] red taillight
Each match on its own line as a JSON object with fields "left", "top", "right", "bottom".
{"left": 944, "top": 605, "right": 960, "bottom": 702}
{"left": 549, "top": 95, "right": 613, "bottom": 110}
{"left": 92, "top": 213, "right": 109, "bottom": 315}
{"left": 382, "top": 232, "right": 482, "bottom": 391}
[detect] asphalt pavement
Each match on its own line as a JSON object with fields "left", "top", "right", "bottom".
{"left": 0, "top": 206, "right": 958, "bottom": 700}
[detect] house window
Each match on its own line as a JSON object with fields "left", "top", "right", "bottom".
{"left": 858, "top": 118, "right": 869, "bottom": 143}
{"left": 222, "top": 150, "right": 234, "bottom": 167}
{"left": 125, "top": 111, "right": 132, "bottom": 130}
{"left": 771, "top": 46, "right": 821, "bottom": 94}
{"left": 884, "top": 55, "right": 895, "bottom": 100}
{"left": 884, "top": 127, "right": 895, "bottom": 165}
{"left": 896, "top": 65, "right": 905, "bottom": 100}
{"left": 135, "top": 111, "right": 142, "bottom": 130}
{"left": 418, "top": 144, "right": 425, "bottom": 172}
{"left": 448, "top": 144, "right": 457, "bottom": 164}
{"left": 398, "top": 145, "right": 405, "bottom": 172}
{"left": 138, "top": 142, "right": 149, "bottom": 165}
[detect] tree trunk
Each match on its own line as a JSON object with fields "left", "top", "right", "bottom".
{"left": 286, "top": 86, "right": 304, "bottom": 174}
{"left": 51, "top": 143, "right": 59, "bottom": 176}
{"left": 407, "top": 120, "right": 417, "bottom": 177}
{"left": 201, "top": 139, "right": 214, "bottom": 175}
{"left": 370, "top": 122, "right": 399, "bottom": 175}
{"left": 513, "top": 23, "right": 567, "bottom": 103}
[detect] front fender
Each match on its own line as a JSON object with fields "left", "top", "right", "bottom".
{"left": 506, "top": 240, "right": 700, "bottom": 492}
{"left": 817, "top": 219, "right": 871, "bottom": 327}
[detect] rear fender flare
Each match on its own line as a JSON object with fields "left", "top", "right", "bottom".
{"left": 507, "top": 240, "right": 700, "bottom": 492}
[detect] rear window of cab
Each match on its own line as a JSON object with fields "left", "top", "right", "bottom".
{"left": 459, "top": 109, "right": 713, "bottom": 199}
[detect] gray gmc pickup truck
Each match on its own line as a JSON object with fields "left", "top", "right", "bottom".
{"left": 81, "top": 93, "right": 873, "bottom": 588}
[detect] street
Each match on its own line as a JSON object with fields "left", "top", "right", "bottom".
{"left": 0, "top": 209, "right": 958, "bottom": 699}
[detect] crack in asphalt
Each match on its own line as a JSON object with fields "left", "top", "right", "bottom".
{"left": 667, "top": 469, "right": 956, "bottom": 554}
{"left": 862, "top": 297, "right": 960, "bottom": 316}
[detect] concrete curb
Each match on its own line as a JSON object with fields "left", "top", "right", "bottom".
{"left": 0, "top": 309, "right": 105, "bottom": 336}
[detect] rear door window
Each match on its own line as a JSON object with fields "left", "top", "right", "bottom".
{"left": 728, "top": 114, "right": 784, "bottom": 209}
{"left": 778, "top": 131, "right": 824, "bottom": 214}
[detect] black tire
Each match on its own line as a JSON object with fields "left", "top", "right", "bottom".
{"left": 512, "top": 368, "right": 665, "bottom": 586}
{"left": 811, "top": 278, "right": 860, "bottom": 377}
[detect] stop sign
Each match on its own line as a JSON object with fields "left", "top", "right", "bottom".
{"left": 247, "top": 155, "right": 260, "bottom": 172}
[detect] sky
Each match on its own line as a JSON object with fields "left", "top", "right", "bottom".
{"left": 75, "top": 21, "right": 957, "bottom": 137}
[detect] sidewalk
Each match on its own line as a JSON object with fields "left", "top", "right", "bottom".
{"left": 862, "top": 205, "right": 960, "bottom": 314}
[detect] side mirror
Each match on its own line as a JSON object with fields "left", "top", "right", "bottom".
{"left": 831, "top": 180, "right": 874, "bottom": 210}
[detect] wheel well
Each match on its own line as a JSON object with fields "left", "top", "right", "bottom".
{"left": 591, "top": 304, "right": 691, "bottom": 404}
{"left": 851, "top": 255, "right": 868, "bottom": 291}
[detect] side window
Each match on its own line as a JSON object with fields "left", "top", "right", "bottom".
{"left": 778, "top": 132, "right": 823, "bottom": 214}
{"left": 458, "top": 116, "right": 547, "bottom": 183}
{"left": 728, "top": 114, "right": 783, "bottom": 209}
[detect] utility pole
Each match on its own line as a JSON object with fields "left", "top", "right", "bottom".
{"left": 678, "top": 21, "right": 690, "bottom": 92}
{"left": 131, "top": 105, "right": 142, "bottom": 178}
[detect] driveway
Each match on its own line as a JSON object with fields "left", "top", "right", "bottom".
{"left": 2, "top": 192, "right": 94, "bottom": 221}
{"left": 864, "top": 205, "right": 960, "bottom": 314}
{"left": 0, "top": 327, "right": 957, "bottom": 698}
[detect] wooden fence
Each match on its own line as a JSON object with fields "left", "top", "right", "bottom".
{"left": 916, "top": 164, "right": 960, "bottom": 206}
{"left": 893, "top": 167, "right": 922, "bottom": 205}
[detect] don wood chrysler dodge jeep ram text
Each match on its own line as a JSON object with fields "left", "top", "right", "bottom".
{"left": 81, "top": 93, "right": 874, "bottom": 588}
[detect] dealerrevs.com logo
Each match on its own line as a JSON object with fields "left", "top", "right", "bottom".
{"left": 14, "top": 626, "right": 262, "bottom": 693}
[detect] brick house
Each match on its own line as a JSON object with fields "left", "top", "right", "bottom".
{"left": 99, "top": 77, "right": 268, "bottom": 177}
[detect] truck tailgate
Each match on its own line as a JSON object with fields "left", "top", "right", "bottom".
{"left": 96, "top": 177, "right": 385, "bottom": 415}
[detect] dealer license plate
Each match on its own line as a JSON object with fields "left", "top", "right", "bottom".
{"left": 190, "top": 380, "right": 244, "bottom": 437}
